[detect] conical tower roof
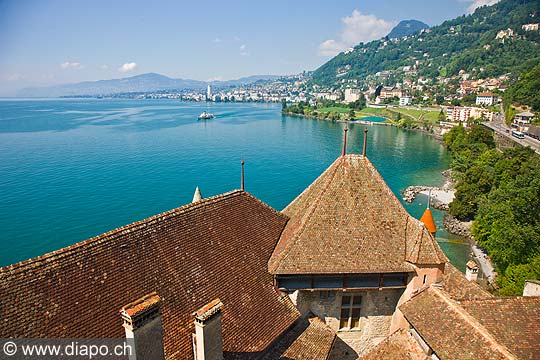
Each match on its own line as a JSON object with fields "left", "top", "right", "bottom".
{"left": 269, "top": 155, "right": 447, "bottom": 275}
{"left": 420, "top": 208, "right": 437, "bottom": 234}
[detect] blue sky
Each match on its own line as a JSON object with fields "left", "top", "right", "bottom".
{"left": 0, "top": 0, "right": 498, "bottom": 96}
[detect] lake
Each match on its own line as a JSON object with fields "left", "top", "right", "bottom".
{"left": 0, "top": 99, "right": 469, "bottom": 268}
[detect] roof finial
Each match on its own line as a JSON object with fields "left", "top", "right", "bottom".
{"left": 241, "top": 156, "right": 245, "bottom": 191}
{"left": 341, "top": 127, "right": 348, "bottom": 157}
{"left": 363, "top": 128, "right": 368, "bottom": 157}
{"left": 192, "top": 186, "right": 202, "bottom": 203}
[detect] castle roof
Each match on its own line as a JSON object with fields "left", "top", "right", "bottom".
{"left": 0, "top": 191, "right": 335, "bottom": 359}
{"left": 269, "top": 155, "right": 446, "bottom": 275}
{"left": 441, "top": 262, "right": 493, "bottom": 301}
{"left": 400, "top": 286, "right": 540, "bottom": 360}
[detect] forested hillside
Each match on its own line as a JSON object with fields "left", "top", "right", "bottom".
{"left": 312, "top": 0, "right": 540, "bottom": 87}
{"left": 504, "top": 64, "right": 540, "bottom": 112}
{"left": 444, "top": 126, "right": 540, "bottom": 295}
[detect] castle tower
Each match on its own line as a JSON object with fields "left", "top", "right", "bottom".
{"left": 465, "top": 260, "right": 479, "bottom": 282}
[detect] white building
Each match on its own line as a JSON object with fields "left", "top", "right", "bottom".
{"left": 344, "top": 88, "right": 362, "bottom": 103}
{"left": 446, "top": 106, "right": 494, "bottom": 123}
{"left": 476, "top": 92, "right": 496, "bottom": 106}
{"left": 522, "top": 23, "right": 539, "bottom": 31}
{"left": 207, "top": 85, "right": 212, "bottom": 100}
{"left": 399, "top": 96, "right": 413, "bottom": 106}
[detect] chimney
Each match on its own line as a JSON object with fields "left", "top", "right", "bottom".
{"left": 241, "top": 158, "right": 245, "bottom": 191}
{"left": 465, "top": 260, "right": 479, "bottom": 282}
{"left": 192, "top": 186, "right": 202, "bottom": 203}
{"left": 193, "top": 299, "right": 224, "bottom": 360}
{"left": 120, "top": 292, "right": 165, "bottom": 360}
{"left": 362, "top": 128, "right": 368, "bottom": 157}
{"left": 523, "top": 280, "right": 540, "bottom": 296}
{"left": 341, "top": 128, "right": 348, "bottom": 157}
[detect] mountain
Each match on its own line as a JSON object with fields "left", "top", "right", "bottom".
{"left": 387, "top": 20, "right": 429, "bottom": 39}
{"left": 17, "top": 73, "right": 281, "bottom": 98}
{"left": 213, "top": 75, "right": 281, "bottom": 87}
{"left": 312, "top": 0, "right": 540, "bottom": 87}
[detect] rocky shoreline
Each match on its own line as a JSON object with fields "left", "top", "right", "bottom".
{"left": 443, "top": 213, "right": 473, "bottom": 239}
{"left": 403, "top": 170, "right": 497, "bottom": 286}
{"left": 402, "top": 170, "right": 454, "bottom": 211}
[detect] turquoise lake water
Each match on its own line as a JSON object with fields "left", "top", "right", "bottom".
{"left": 0, "top": 99, "right": 469, "bottom": 269}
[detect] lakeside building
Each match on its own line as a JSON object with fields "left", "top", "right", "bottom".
{"left": 344, "top": 88, "right": 362, "bottom": 103}
{"left": 1, "top": 133, "right": 538, "bottom": 359}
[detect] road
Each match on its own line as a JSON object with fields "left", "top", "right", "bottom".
{"left": 482, "top": 117, "right": 540, "bottom": 154}
{"left": 472, "top": 244, "right": 496, "bottom": 283}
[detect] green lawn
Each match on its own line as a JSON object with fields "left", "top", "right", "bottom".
{"left": 395, "top": 108, "right": 441, "bottom": 123}
{"left": 317, "top": 106, "right": 352, "bottom": 114}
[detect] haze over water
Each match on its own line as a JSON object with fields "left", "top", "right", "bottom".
{"left": 0, "top": 99, "right": 468, "bottom": 268}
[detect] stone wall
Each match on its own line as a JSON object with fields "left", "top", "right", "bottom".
{"left": 494, "top": 132, "right": 521, "bottom": 151}
{"left": 294, "top": 288, "right": 404, "bottom": 356}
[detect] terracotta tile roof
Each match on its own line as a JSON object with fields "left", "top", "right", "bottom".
{"left": 359, "top": 329, "right": 430, "bottom": 360}
{"left": 260, "top": 315, "right": 335, "bottom": 360}
{"left": 279, "top": 317, "right": 336, "bottom": 360}
{"left": 269, "top": 155, "right": 446, "bottom": 275}
{"left": 441, "top": 262, "right": 493, "bottom": 301}
{"left": 460, "top": 297, "right": 540, "bottom": 360}
{"left": 400, "top": 286, "right": 525, "bottom": 360}
{"left": 0, "top": 190, "right": 299, "bottom": 359}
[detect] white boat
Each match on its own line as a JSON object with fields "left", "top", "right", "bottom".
{"left": 198, "top": 111, "right": 214, "bottom": 120}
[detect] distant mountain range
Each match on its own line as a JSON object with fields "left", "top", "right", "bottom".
{"left": 17, "top": 73, "right": 281, "bottom": 98}
{"left": 387, "top": 20, "right": 430, "bottom": 39}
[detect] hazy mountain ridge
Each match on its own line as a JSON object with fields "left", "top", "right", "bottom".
{"left": 17, "top": 73, "right": 282, "bottom": 98}
{"left": 387, "top": 20, "right": 430, "bottom": 39}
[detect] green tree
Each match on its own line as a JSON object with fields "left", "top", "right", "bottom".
{"left": 348, "top": 109, "right": 356, "bottom": 120}
{"left": 438, "top": 109, "right": 446, "bottom": 122}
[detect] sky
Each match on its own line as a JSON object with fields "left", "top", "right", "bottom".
{"left": 0, "top": 0, "right": 499, "bottom": 96}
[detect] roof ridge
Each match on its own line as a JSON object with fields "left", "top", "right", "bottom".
{"left": 275, "top": 157, "right": 345, "bottom": 272}
{"left": 430, "top": 286, "right": 518, "bottom": 360}
{"left": 460, "top": 296, "right": 540, "bottom": 305}
{"left": 0, "top": 190, "right": 246, "bottom": 276}
{"left": 405, "top": 215, "right": 447, "bottom": 265}
{"left": 241, "top": 191, "right": 289, "bottom": 222}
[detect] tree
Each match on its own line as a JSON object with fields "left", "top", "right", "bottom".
{"left": 281, "top": 98, "right": 287, "bottom": 112}
{"left": 438, "top": 109, "right": 446, "bottom": 122}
